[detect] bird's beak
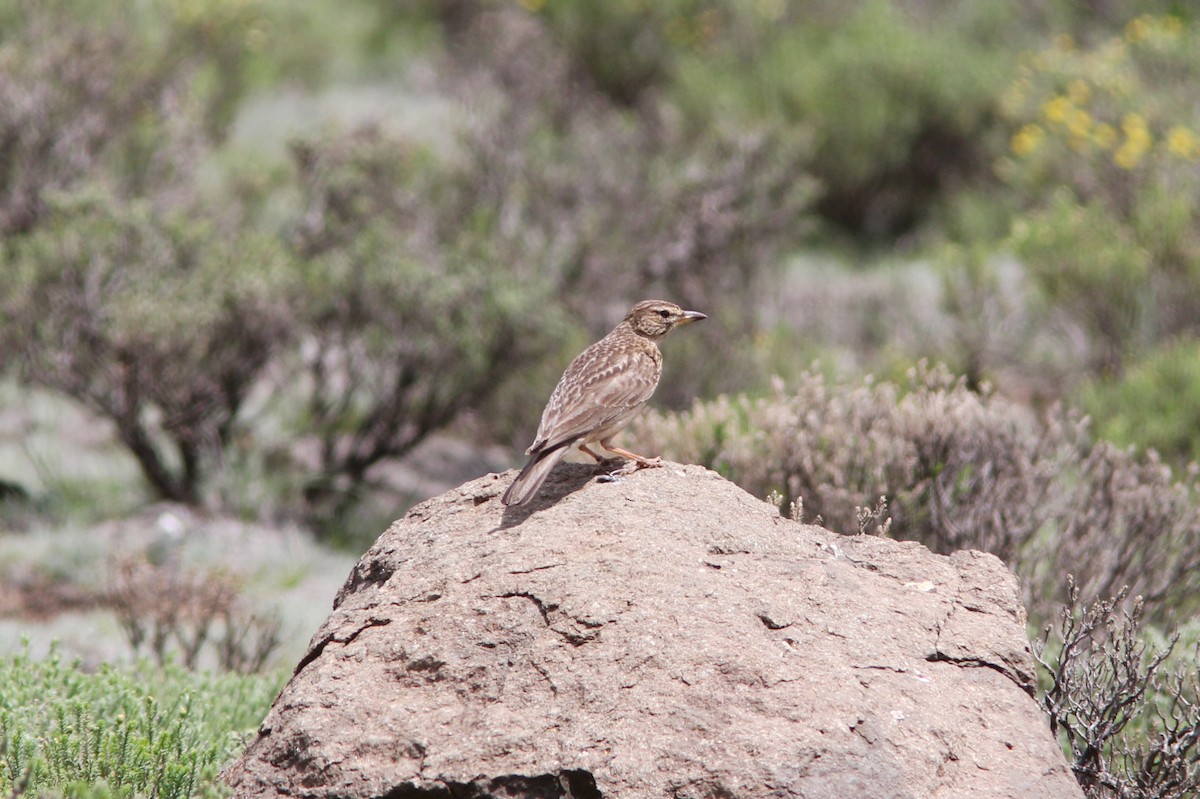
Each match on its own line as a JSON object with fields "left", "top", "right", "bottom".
{"left": 678, "top": 310, "right": 707, "bottom": 324}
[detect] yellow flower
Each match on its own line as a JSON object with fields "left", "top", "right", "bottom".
{"left": 1114, "top": 143, "right": 1141, "bottom": 169}
{"left": 1167, "top": 126, "right": 1200, "bottom": 160}
{"left": 1163, "top": 16, "right": 1183, "bottom": 36}
{"left": 1122, "top": 113, "right": 1148, "bottom": 136}
{"left": 1054, "top": 33, "right": 1075, "bottom": 51}
{"left": 1067, "top": 79, "right": 1091, "bottom": 105}
{"left": 1067, "top": 107, "right": 1092, "bottom": 138}
{"left": 1011, "top": 124, "right": 1044, "bottom": 157}
{"left": 1092, "top": 123, "right": 1118, "bottom": 150}
{"left": 1114, "top": 122, "right": 1152, "bottom": 169}
{"left": 1042, "top": 96, "right": 1072, "bottom": 124}
{"left": 1125, "top": 16, "right": 1150, "bottom": 43}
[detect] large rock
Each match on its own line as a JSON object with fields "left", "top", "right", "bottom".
{"left": 224, "top": 462, "right": 1083, "bottom": 799}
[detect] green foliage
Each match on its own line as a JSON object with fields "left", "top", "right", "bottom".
{"left": 0, "top": 0, "right": 313, "bottom": 234}
{"left": 282, "top": 127, "right": 566, "bottom": 532}
{"left": 671, "top": 0, "right": 1009, "bottom": 240}
{"left": 0, "top": 647, "right": 281, "bottom": 798}
{"left": 1000, "top": 15, "right": 1200, "bottom": 374}
{"left": 0, "top": 189, "right": 294, "bottom": 505}
{"left": 532, "top": 0, "right": 718, "bottom": 105}
{"left": 1081, "top": 337, "right": 1200, "bottom": 464}
{"left": 398, "top": 0, "right": 1014, "bottom": 242}
{"left": 2, "top": 0, "right": 818, "bottom": 521}
{"left": 425, "top": 5, "right": 817, "bottom": 406}
{"left": 1009, "top": 192, "right": 1153, "bottom": 373}
{"left": 0, "top": 0, "right": 308, "bottom": 510}
{"left": 7, "top": 0, "right": 1200, "bottom": 537}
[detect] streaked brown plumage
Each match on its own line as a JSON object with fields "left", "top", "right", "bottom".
{"left": 502, "top": 300, "right": 706, "bottom": 506}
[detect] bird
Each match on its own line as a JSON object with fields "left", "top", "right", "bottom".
{"left": 501, "top": 299, "right": 707, "bottom": 507}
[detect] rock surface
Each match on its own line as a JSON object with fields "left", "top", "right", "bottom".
{"left": 224, "top": 462, "right": 1083, "bottom": 799}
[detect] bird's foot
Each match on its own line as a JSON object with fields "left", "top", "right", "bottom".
{"left": 593, "top": 456, "right": 625, "bottom": 473}
{"left": 596, "top": 456, "right": 663, "bottom": 483}
{"left": 613, "top": 456, "right": 663, "bottom": 477}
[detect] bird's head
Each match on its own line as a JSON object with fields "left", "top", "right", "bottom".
{"left": 625, "top": 300, "right": 707, "bottom": 339}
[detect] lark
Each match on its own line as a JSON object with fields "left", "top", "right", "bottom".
{"left": 502, "top": 300, "right": 706, "bottom": 506}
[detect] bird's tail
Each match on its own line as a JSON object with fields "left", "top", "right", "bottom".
{"left": 502, "top": 445, "right": 570, "bottom": 506}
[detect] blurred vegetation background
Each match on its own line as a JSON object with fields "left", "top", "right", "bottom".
{"left": 2, "top": 1, "right": 1200, "bottom": 795}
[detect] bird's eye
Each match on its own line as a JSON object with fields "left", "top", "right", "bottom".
{"left": 658, "top": 309, "right": 671, "bottom": 318}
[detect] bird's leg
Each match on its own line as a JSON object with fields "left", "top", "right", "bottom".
{"left": 600, "top": 440, "right": 664, "bottom": 475}
{"left": 582, "top": 442, "right": 628, "bottom": 480}
{"left": 578, "top": 442, "right": 608, "bottom": 463}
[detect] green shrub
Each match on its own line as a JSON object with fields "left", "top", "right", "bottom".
{"left": 0, "top": 0, "right": 299, "bottom": 236}
{"left": 671, "top": 0, "right": 1010, "bottom": 241}
{"left": 0, "top": 647, "right": 281, "bottom": 798}
{"left": 0, "top": 189, "right": 294, "bottom": 505}
{"left": 0, "top": 0, "right": 312, "bottom": 511}
{"left": 526, "top": 0, "right": 709, "bottom": 106}
{"left": 1081, "top": 337, "right": 1200, "bottom": 465}
{"left": 1000, "top": 15, "right": 1200, "bottom": 375}
{"left": 280, "top": 127, "right": 566, "bottom": 533}
{"left": 1009, "top": 192, "right": 1153, "bottom": 374}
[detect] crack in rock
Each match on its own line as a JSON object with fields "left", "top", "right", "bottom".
{"left": 507, "top": 563, "right": 565, "bottom": 575}
{"left": 851, "top": 664, "right": 913, "bottom": 675}
{"left": 925, "top": 651, "right": 1032, "bottom": 696}
{"left": 495, "top": 592, "right": 603, "bottom": 646}
{"left": 756, "top": 611, "right": 792, "bottom": 630}
{"left": 497, "top": 591, "right": 555, "bottom": 625}
{"left": 930, "top": 605, "right": 1034, "bottom": 698}
{"left": 293, "top": 617, "right": 393, "bottom": 677}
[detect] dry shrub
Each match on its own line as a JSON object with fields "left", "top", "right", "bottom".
{"left": 636, "top": 364, "right": 1200, "bottom": 625}
{"left": 0, "top": 2, "right": 173, "bottom": 235}
{"left": 109, "top": 556, "right": 282, "bottom": 674}
{"left": 0, "top": 565, "right": 100, "bottom": 620}
{"left": 1046, "top": 447, "right": 1200, "bottom": 625}
{"left": 429, "top": 3, "right": 816, "bottom": 405}
{"left": 1035, "top": 579, "right": 1200, "bottom": 799}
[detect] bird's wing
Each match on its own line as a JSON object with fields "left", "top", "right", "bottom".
{"left": 530, "top": 346, "right": 660, "bottom": 453}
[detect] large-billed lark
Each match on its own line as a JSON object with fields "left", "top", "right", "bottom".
{"left": 502, "top": 299, "right": 707, "bottom": 507}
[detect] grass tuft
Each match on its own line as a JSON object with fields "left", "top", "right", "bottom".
{"left": 0, "top": 645, "right": 282, "bottom": 798}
